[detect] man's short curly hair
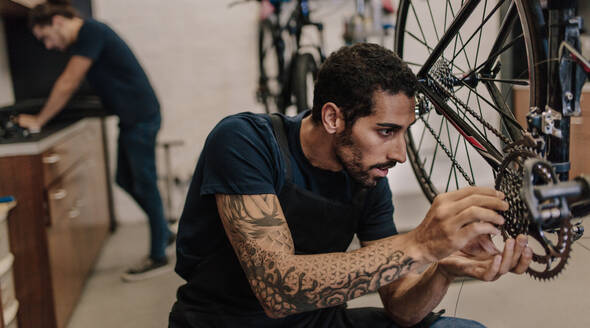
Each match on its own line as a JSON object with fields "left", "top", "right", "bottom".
{"left": 311, "top": 43, "right": 417, "bottom": 127}
{"left": 29, "top": 2, "right": 78, "bottom": 29}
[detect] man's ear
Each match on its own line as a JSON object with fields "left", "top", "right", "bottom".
{"left": 320, "top": 102, "right": 345, "bottom": 135}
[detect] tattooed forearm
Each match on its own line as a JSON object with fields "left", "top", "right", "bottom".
{"left": 218, "top": 194, "right": 294, "bottom": 252}
{"left": 216, "top": 194, "right": 420, "bottom": 318}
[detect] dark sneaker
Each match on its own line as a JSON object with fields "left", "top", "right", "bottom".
{"left": 121, "top": 257, "right": 171, "bottom": 282}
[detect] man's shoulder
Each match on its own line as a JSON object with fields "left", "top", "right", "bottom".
{"left": 212, "top": 112, "right": 273, "bottom": 138}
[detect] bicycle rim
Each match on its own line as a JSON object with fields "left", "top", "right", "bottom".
{"left": 394, "top": 0, "right": 546, "bottom": 201}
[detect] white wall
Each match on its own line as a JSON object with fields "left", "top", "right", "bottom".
{"left": 0, "top": 19, "right": 15, "bottom": 107}
{"left": 92, "top": 0, "right": 262, "bottom": 222}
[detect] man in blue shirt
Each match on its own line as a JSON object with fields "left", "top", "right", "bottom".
{"left": 18, "top": 3, "right": 174, "bottom": 282}
{"left": 169, "top": 43, "right": 533, "bottom": 327}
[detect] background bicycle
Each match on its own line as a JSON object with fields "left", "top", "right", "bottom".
{"left": 393, "top": 0, "right": 589, "bottom": 279}
{"left": 256, "top": 0, "right": 327, "bottom": 115}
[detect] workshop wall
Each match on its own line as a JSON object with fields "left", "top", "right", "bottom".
{"left": 92, "top": 0, "right": 261, "bottom": 223}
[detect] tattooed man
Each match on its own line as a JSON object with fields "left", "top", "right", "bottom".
{"left": 169, "top": 43, "right": 532, "bottom": 327}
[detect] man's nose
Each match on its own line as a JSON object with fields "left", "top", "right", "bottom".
{"left": 387, "top": 136, "right": 407, "bottom": 163}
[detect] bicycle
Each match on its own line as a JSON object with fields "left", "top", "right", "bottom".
{"left": 342, "top": 0, "right": 396, "bottom": 46}
{"left": 256, "top": 0, "right": 327, "bottom": 114}
{"left": 393, "top": 0, "right": 589, "bottom": 279}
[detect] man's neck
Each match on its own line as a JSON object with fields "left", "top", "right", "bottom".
{"left": 299, "top": 116, "right": 342, "bottom": 172}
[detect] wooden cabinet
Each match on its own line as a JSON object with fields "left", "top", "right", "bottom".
{"left": 0, "top": 118, "right": 111, "bottom": 328}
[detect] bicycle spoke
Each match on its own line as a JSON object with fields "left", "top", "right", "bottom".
{"left": 405, "top": 30, "right": 434, "bottom": 54}
{"left": 426, "top": 0, "right": 440, "bottom": 42}
{"left": 449, "top": 0, "right": 506, "bottom": 65}
{"left": 410, "top": 2, "right": 430, "bottom": 53}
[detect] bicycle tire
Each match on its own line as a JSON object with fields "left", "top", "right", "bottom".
{"left": 394, "top": 0, "right": 547, "bottom": 202}
{"left": 293, "top": 53, "right": 318, "bottom": 114}
{"left": 258, "top": 19, "right": 285, "bottom": 114}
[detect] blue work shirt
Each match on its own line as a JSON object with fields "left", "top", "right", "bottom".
{"left": 69, "top": 19, "right": 160, "bottom": 124}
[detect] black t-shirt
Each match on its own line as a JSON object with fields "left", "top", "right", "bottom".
{"left": 69, "top": 19, "right": 159, "bottom": 124}
{"left": 175, "top": 111, "right": 397, "bottom": 281}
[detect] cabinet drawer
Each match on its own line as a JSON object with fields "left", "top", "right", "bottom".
{"left": 46, "top": 169, "right": 82, "bottom": 227}
{"left": 42, "top": 123, "right": 96, "bottom": 188}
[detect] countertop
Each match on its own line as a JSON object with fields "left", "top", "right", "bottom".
{"left": 0, "top": 118, "right": 92, "bottom": 157}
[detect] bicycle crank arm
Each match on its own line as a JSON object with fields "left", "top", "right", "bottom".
{"left": 522, "top": 158, "right": 590, "bottom": 227}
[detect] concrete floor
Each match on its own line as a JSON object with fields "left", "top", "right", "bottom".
{"left": 67, "top": 213, "right": 590, "bottom": 328}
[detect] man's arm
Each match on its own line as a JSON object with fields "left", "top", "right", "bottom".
{"left": 216, "top": 193, "right": 425, "bottom": 318}
{"left": 215, "top": 187, "right": 506, "bottom": 319}
{"left": 367, "top": 242, "right": 453, "bottom": 327}
{"left": 373, "top": 230, "right": 532, "bottom": 326}
{"left": 17, "top": 55, "right": 92, "bottom": 130}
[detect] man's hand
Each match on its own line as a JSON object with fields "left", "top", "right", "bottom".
{"left": 17, "top": 114, "right": 42, "bottom": 133}
{"left": 409, "top": 186, "right": 508, "bottom": 262}
{"left": 437, "top": 234, "right": 533, "bottom": 281}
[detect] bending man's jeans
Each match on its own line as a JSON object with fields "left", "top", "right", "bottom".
{"left": 116, "top": 115, "right": 169, "bottom": 261}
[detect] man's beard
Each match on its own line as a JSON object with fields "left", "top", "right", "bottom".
{"left": 334, "top": 127, "right": 397, "bottom": 188}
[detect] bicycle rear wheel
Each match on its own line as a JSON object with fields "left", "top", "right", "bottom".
{"left": 395, "top": 0, "right": 547, "bottom": 201}
{"left": 258, "top": 19, "right": 285, "bottom": 113}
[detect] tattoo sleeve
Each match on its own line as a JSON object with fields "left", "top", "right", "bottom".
{"left": 216, "top": 194, "right": 420, "bottom": 318}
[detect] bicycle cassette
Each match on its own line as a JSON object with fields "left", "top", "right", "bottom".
{"left": 495, "top": 149, "right": 572, "bottom": 280}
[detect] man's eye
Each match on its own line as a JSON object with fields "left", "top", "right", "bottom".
{"left": 378, "top": 129, "right": 394, "bottom": 136}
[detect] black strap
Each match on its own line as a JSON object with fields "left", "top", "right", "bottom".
{"left": 269, "top": 113, "right": 293, "bottom": 180}
{"left": 268, "top": 113, "right": 368, "bottom": 206}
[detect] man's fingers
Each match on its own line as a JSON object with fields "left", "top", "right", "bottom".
{"left": 481, "top": 255, "right": 502, "bottom": 281}
{"left": 448, "top": 194, "right": 508, "bottom": 219}
{"left": 498, "top": 239, "right": 515, "bottom": 275}
{"left": 456, "top": 206, "right": 505, "bottom": 227}
{"left": 512, "top": 246, "right": 533, "bottom": 274}
{"left": 459, "top": 222, "right": 501, "bottom": 243}
{"left": 478, "top": 235, "right": 501, "bottom": 255}
{"left": 438, "top": 186, "right": 503, "bottom": 202}
{"left": 511, "top": 235, "right": 527, "bottom": 266}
